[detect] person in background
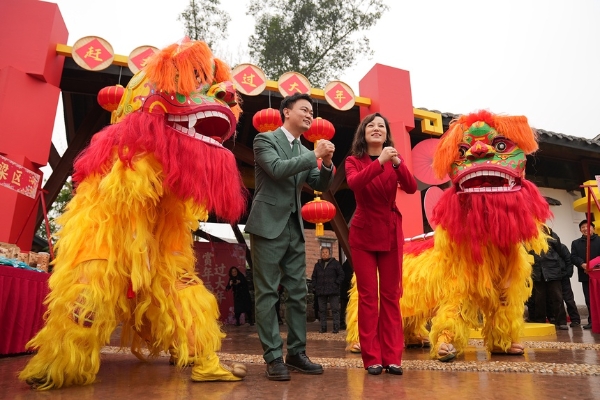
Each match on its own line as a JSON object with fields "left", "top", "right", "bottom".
{"left": 529, "top": 227, "right": 571, "bottom": 330}
{"left": 244, "top": 93, "right": 335, "bottom": 381}
{"left": 226, "top": 267, "right": 254, "bottom": 326}
{"left": 571, "top": 219, "right": 600, "bottom": 329}
{"left": 311, "top": 247, "right": 344, "bottom": 334}
{"left": 345, "top": 112, "right": 417, "bottom": 376}
{"left": 558, "top": 243, "right": 581, "bottom": 327}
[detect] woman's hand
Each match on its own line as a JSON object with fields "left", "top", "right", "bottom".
{"left": 378, "top": 146, "right": 398, "bottom": 165}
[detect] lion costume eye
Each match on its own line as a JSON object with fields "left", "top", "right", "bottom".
{"left": 492, "top": 137, "right": 514, "bottom": 153}
{"left": 458, "top": 144, "right": 469, "bottom": 159}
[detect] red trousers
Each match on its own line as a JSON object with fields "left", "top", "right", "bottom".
{"left": 352, "top": 246, "right": 404, "bottom": 368}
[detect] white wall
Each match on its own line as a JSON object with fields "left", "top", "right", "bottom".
{"left": 538, "top": 187, "right": 587, "bottom": 305}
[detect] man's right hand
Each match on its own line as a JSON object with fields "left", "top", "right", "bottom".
{"left": 314, "top": 140, "right": 335, "bottom": 159}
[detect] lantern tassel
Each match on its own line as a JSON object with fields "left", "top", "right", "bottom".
{"left": 315, "top": 223, "right": 324, "bottom": 237}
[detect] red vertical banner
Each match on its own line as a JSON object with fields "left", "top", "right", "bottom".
{"left": 194, "top": 241, "right": 247, "bottom": 323}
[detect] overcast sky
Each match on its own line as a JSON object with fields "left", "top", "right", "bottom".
{"left": 49, "top": 0, "right": 600, "bottom": 143}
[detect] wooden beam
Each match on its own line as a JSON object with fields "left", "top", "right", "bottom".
{"left": 230, "top": 223, "right": 252, "bottom": 269}
{"left": 193, "top": 228, "right": 227, "bottom": 243}
{"left": 48, "top": 143, "right": 61, "bottom": 170}
{"left": 321, "top": 190, "right": 351, "bottom": 266}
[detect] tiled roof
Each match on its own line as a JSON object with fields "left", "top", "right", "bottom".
{"left": 417, "top": 108, "right": 600, "bottom": 150}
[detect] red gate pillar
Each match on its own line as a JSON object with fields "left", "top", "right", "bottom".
{"left": 358, "top": 64, "right": 423, "bottom": 237}
{"left": 0, "top": 0, "right": 67, "bottom": 249}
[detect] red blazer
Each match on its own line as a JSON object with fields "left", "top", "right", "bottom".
{"left": 346, "top": 154, "right": 417, "bottom": 252}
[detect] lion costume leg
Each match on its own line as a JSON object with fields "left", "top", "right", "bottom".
{"left": 428, "top": 300, "right": 470, "bottom": 362}
{"left": 19, "top": 260, "right": 125, "bottom": 390}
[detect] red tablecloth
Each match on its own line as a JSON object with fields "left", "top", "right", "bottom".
{"left": 0, "top": 265, "right": 49, "bottom": 355}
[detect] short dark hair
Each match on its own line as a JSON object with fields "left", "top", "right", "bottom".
{"left": 350, "top": 113, "right": 394, "bottom": 157}
{"left": 279, "top": 93, "right": 313, "bottom": 122}
{"left": 580, "top": 219, "right": 595, "bottom": 229}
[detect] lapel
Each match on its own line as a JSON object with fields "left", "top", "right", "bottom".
{"left": 274, "top": 129, "right": 293, "bottom": 159}
{"left": 359, "top": 154, "right": 389, "bottom": 200}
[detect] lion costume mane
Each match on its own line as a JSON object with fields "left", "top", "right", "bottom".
{"left": 347, "top": 110, "right": 552, "bottom": 361}
{"left": 19, "top": 39, "right": 248, "bottom": 389}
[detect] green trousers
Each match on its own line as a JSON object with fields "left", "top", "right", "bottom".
{"left": 250, "top": 215, "right": 307, "bottom": 363}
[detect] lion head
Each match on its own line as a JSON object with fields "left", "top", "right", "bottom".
{"left": 430, "top": 110, "right": 551, "bottom": 262}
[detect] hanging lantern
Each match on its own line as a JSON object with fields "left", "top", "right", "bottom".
{"left": 303, "top": 117, "right": 335, "bottom": 143}
{"left": 252, "top": 108, "right": 282, "bottom": 133}
{"left": 301, "top": 194, "right": 336, "bottom": 236}
{"left": 97, "top": 85, "right": 125, "bottom": 112}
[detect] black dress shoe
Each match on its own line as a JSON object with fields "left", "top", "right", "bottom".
{"left": 266, "top": 357, "right": 291, "bottom": 381}
{"left": 583, "top": 323, "right": 592, "bottom": 329}
{"left": 570, "top": 322, "right": 581, "bottom": 328}
{"left": 285, "top": 352, "right": 324, "bottom": 374}
{"left": 319, "top": 328, "right": 327, "bottom": 333}
{"left": 386, "top": 364, "right": 403, "bottom": 375}
{"left": 367, "top": 365, "right": 383, "bottom": 375}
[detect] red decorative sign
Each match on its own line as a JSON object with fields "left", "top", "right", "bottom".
{"left": 278, "top": 71, "right": 311, "bottom": 97}
{"left": 0, "top": 155, "right": 40, "bottom": 199}
{"left": 128, "top": 46, "right": 159, "bottom": 74}
{"left": 72, "top": 36, "right": 114, "bottom": 71}
{"left": 194, "top": 241, "right": 248, "bottom": 324}
{"left": 324, "top": 80, "right": 355, "bottom": 111}
{"left": 232, "top": 63, "right": 266, "bottom": 96}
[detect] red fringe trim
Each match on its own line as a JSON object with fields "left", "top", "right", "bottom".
{"left": 73, "top": 113, "right": 247, "bottom": 223}
{"left": 431, "top": 180, "right": 552, "bottom": 263}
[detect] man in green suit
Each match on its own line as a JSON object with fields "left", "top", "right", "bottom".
{"left": 245, "top": 93, "right": 335, "bottom": 381}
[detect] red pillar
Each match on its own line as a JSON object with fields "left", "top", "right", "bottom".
{"left": 358, "top": 64, "right": 423, "bottom": 237}
{"left": 0, "top": 0, "right": 67, "bottom": 249}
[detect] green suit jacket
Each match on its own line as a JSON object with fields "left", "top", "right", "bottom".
{"left": 245, "top": 128, "right": 334, "bottom": 241}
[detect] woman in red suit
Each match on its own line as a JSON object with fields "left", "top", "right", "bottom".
{"left": 345, "top": 113, "right": 417, "bottom": 375}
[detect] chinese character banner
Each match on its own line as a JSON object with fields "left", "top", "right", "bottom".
{"left": 194, "top": 241, "right": 247, "bottom": 323}
{"left": 0, "top": 155, "right": 40, "bottom": 199}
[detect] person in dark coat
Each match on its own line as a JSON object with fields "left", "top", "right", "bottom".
{"left": 530, "top": 227, "right": 572, "bottom": 330}
{"left": 226, "top": 267, "right": 254, "bottom": 326}
{"left": 339, "top": 259, "right": 354, "bottom": 330}
{"left": 311, "top": 247, "right": 344, "bottom": 333}
{"left": 558, "top": 243, "right": 581, "bottom": 327}
{"left": 571, "top": 219, "right": 600, "bottom": 329}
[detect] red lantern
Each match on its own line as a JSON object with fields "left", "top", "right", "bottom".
{"left": 301, "top": 195, "right": 336, "bottom": 236}
{"left": 252, "top": 108, "right": 282, "bottom": 133}
{"left": 303, "top": 117, "right": 335, "bottom": 143}
{"left": 97, "top": 85, "right": 125, "bottom": 112}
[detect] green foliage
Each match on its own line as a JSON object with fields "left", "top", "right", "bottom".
{"left": 178, "top": 0, "right": 231, "bottom": 49}
{"left": 247, "top": 0, "right": 388, "bottom": 87}
{"left": 36, "top": 180, "right": 73, "bottom": 242}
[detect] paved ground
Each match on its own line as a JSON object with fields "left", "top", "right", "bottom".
{"left": 2, "top": 320, "right": 599, "bottom": 400}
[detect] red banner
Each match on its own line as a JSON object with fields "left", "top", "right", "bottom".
{"left": 194, "top": 241, "right": 248, "bottom": 324}
{"left": 0, "top": 155, "right": 40, "bottom": 198}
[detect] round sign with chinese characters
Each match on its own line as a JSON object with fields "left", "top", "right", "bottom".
{"left": 127, "top": 46, "right": 159, "bottom": 73}
{"left": 71, "top": 36, "right": 114, "bottom": 71}
{"left": 277, "top": 71, "right": 311, "bottom": 97}
{"left": 324, "top": 80, "right": 355, "bottom": 111}
{"left": 232, "top": 63, "right": 267, "bottom": 96}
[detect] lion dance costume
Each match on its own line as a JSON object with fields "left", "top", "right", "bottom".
{"left": 347, "top": 110, "right": 552, "bottom": 361}
{"left": 19, "top": 40, "right": 248, "bottom": 389}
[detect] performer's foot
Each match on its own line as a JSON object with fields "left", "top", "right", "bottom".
{"left": 491, "top": 342, "right": 525, "bottom": 355}
{"left": 436, "top": 342, "right": 456, "bottom": 362}
{"left": 191, "top": 355, "right": 246, "bottom": 382}
{"left": 348, "top": 342, "right": 361, "bottom": 353}
{"left": 25, "top": 376, "right": 50, "bottom": 390}
{"left": 367, "top": 364, "right": 383, "bottom": 375}
{"left": 385, "top": 364, "right": 403, "bottom": 375}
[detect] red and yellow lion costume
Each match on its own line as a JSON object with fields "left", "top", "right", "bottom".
{"left": 347, "top": 110, "right": 551, "bottom": 361}
{"left": 19, "top": 40, "right": 248, "bottom": 389}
